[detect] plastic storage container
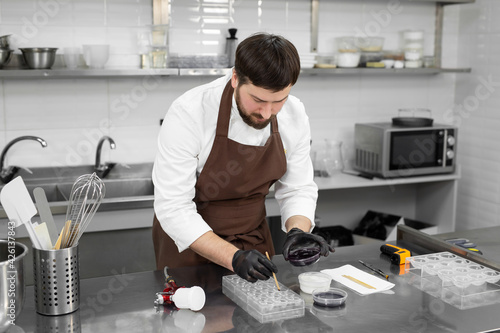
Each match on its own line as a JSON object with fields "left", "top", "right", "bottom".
{"left": 359, "top": 52, "right": 383, "bottom": 67}
{"left": 405, "top": 252, "right": 500, "bottom": 309}
{"left": 336, "top": 36, "right": 358, "bottom": 53}
{"left": 298, "top": 272, "right": 332, "bottom": 294}
{"left": 315, "top": 54, "right": 336, "bottom": 68}
{"left": 336, "top": 36, "right": 360, "bottom": 68}
{"left": 312, "top": 287, "right": 347, "bottom": 307}
{"left": 403, "top": 30, "right": 424, "bottom": 64}
{"left": 222, "top": 275, "right": 305, "bottom": 323}
{"left": 337, "top": 53, "right": 360, "bottom": 68}
{"left": 357, "top": 37, "right": 384, "bottom": 52}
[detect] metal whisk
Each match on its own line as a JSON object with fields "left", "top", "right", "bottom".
{"left": 62, "top": 173, "right": 105, "bottom": 248}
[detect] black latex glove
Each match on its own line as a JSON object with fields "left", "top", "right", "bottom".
{"left": 232, "top": 249, "right": 278, "bottom": 283}
{"left": 282, "top": 228, "right": 334, "bottom": 261}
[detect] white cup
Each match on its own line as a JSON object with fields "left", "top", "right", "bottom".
{"left": 63, "top": 47, "right": 80, "bottom": 69}
{"left": 82, "top": 44, "right": 110, "bottom": 69}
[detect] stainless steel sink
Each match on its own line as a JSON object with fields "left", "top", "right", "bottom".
{"left": 0, "top": 163, "right": 154, "bottom": 218}
{"left": 14, "top": 163, "right": 153, "bottom": 183}
{"left": 55, "top": 178, "right": 154, "bottom": 199}
{"left": 24, "top": 183, "right": 68, "bottom": 202}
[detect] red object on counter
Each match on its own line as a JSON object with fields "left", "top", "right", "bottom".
{"left": 155, "top": 275, "right": 184, "bottom": 306}
{"left": 154, "top": 275, "right": 206, "bottom": 311}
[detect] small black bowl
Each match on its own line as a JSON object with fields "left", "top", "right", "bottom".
{"left": 288, "top": 247, "right": 321, "bottom": 266}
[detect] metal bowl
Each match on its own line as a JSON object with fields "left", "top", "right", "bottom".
{"left": 0, "top": 35, "right": 11, "bottom": 49}
{"left": 19, "top": 47, "right": 58, "bottom": 69}
{"left": 0, "top": 49, "right": 13, "bottom": 68}
{"left": 0, "top": 240, "right": 28, "bottom": 332}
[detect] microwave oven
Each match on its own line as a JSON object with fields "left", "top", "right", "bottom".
{"left": 354, "top": 122, "right": 457, "bottom": 178}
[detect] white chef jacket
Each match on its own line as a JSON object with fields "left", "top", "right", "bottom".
{"left": 152, "top": 72, "right": 318, "bottom": 252}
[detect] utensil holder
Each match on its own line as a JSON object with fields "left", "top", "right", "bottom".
{"left": 36, "top": 310, "right": 81, "bottom": 332}
{"left": 33, "top": 245, "right": 80, "bottom": 315}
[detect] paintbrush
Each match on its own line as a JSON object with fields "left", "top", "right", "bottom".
{"left": 266, "top": 251, "right": 280, "bottom": 291}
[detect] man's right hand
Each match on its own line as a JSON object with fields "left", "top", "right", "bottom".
{"left": 232, "top": 249, "right": 278, "bottom": 282}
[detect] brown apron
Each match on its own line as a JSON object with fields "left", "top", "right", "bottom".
{"left": 153, "top": 81, "right": 287, "bottom": 269}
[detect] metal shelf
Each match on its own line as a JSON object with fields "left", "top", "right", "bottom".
{"left": 0, "top": 66, "right": 471, "bottom": 79}
{"left": 0, "top": 68, "right": 179, "bottom": 79}
{"left": 343, "top": 0, "right": 474, "bottom": 4}
{"left": 416, "top": 0, "right": 475, "bottom": 3}
{"left": 178, "top": 68, "right": 231, "bottom": 76}
{"left": 0, "top": 0, "right": 474, "bottom": 80}
{"left": 300, "top": 67, "right": 472, "bottom": 75}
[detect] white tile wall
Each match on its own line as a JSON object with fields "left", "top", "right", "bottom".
{"left": 455, "top": 0, "right": 500, "bottom": 230}
{"left": 0, "top": 0, "right": 152, "bottom": 59}
{"left": 317, "top": 1, "right": 435, "bottom": 55}
{"left": 1, "top": 0, "right": 493, "bottom": 231}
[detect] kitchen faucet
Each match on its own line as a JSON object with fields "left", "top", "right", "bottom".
{"left": 0, "top": 136, "right": 48, "bottom": 184}
{"left": 95, "top": 136, "right": 116, "bottom": 178}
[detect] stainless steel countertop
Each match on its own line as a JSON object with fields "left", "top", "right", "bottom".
{"left": 435, "top": 226, "right": 500, "bottom": 263}
{"left": 10, "top": 227, "right": 500, "bottom": 333}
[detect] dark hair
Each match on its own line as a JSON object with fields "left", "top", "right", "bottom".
{"left": 234, "top": 33, "right": 300, "bottom": 92}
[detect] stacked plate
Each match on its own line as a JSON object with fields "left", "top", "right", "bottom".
{"left": 300, "top": 53, "right": 317, "bottom": 69}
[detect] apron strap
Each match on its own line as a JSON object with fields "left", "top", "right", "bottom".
{"left": 271, "top": 116, "right": 279, "bottom": 133}
{"left": 215, "top": 81, "right": 233, "bottom": 138}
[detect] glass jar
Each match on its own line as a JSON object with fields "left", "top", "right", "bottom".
{"left": 336, "top": 36, "right": 358, "bottom": 53}
{"left": 311, "top": 139, "right": 344, "bottom": 177}
{"left": 403, "top": 30, "right": 424, "bottom": 61}
{"left": 423, "top": 56, "right": 435, "bottom": 68}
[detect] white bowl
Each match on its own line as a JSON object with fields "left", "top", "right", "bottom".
{"left": 337, "top": 52, "right": 360, "bottom": 68}
{"left": 83, "top": 44, "right": 110, "bottom": 69}
{"left": 381, "top": 59, "right": 394, "bottom": 68}
{"left": 301, "top": 63, "right": 316, "bottom": 69}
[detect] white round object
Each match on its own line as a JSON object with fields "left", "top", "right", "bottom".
{"left": 337, "top": 52, "right": 360, "bottom": 68}
{"left": 394, "top": 60, "right": 405, "bottom": 69}
{"left": 404, "top": 50, "right": 422, "bottom": 61}
{"left": 172, "top": 286, "right": 206, "bottom": 311}
{"left": 381, "top": 59, "right": 395, "bottom": 68}
{"left": 298, "top": 272, "right": 332, "bottom": 294}
{"left": 301, "top": 61, "right": 316, "bottom": 68}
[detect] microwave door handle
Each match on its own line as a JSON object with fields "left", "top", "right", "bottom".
{"left": 442, "top": 130, "right": 448, "bottom": 167}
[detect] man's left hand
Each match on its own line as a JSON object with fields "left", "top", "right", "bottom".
{"left": 282, "top": 228, "right": 334, "bottom": 261}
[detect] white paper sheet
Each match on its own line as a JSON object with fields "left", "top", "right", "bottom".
{"left": 321, "top": 264, "right": 395, "bottom": 295}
